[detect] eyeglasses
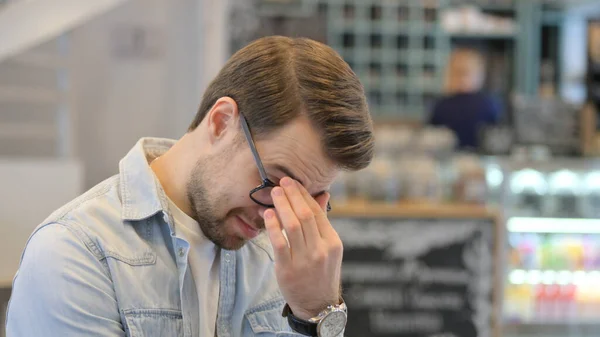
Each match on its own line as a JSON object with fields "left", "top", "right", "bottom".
{"left": 239, "top": 113, "right": 331, "bottom": 212}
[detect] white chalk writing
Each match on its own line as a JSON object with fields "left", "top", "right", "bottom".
{"left": 332, "top": 218, "right": 485, "bottom": 259}
{"left": 348, "top": 286, "right": 404, "bottom": 308}
{"left": 370, "top": 311, "right": 443, "bottom": 333}
{"left": 410, "top": 290, "right": 464, "bottom": 310}
{"left": 342, "top": 261, "right": 470, "bottom": 285}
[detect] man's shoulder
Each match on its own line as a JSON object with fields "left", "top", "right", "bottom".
{"left": 34, "top": 175, "right": 134, "bottom": 249}
{"left": 43, "top": 175, "right": 123, "bottom": 227}
{"left": 29, "top": 174, "right": 160, "bottom": 264}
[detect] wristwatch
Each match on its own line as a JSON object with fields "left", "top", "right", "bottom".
{"left": 282, "top": 300, "right": 347, "bottom": 337}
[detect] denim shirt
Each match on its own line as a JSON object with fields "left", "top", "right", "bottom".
{"left": 6, "top": 138, "right": 314, "bottom": 337}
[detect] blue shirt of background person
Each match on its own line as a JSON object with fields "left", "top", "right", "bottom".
{"left": 429, "top": 48, "right": 502, "bottom": 150}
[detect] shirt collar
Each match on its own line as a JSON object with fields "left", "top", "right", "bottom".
{"left": 119, "top": 137, "right": 176, "bottom": 222}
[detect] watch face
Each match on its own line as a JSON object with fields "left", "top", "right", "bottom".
{"left": 317, "top": 311, "right": 347, "bottom": 337}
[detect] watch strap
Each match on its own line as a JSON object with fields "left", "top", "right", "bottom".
{"left": 282, "top": 303, "right": 319, "bottom": 336}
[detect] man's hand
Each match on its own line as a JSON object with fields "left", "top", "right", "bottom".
{"left": 264, "top": 177, "right": 342, "bottom": 320}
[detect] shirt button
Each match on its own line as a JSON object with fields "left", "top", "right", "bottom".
{"left": 178, "top": 247, "right": 185, "bottom": 257}
{"left": 224, "top": 253, "right": 230, "bottom": 263}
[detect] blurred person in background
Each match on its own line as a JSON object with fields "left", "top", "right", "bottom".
{"left": 6, "top": 36, "right": 374, "bottom": 337}
{"left": 429, "top": 48, "right": 502, "bottom": 150}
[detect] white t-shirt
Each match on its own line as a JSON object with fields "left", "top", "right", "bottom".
{"left": 167, "top": 198, "right": 220, "bottom": 336}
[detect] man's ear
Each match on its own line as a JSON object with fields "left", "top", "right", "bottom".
{"left": 206, "top": 97, "right": 239, "bottom": 144}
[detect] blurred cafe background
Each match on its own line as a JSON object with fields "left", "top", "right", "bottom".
{"left": 1, "top": 0, "right": 600, "bottom": 336}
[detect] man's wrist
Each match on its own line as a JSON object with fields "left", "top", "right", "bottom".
{"left": 289, "top": 298, "right": 342, "bottom": 320}
{"left": 283, "top": 299, "right": 348, "bottom": 337}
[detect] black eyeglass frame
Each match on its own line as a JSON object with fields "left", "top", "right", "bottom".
{"left": 239, "top": 113, "right": 331, "bottom": 212}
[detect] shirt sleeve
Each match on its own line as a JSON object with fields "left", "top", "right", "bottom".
{"left": 6, "top": 223, "right": 125, "bottom": 337}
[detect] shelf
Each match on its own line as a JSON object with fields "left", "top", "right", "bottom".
{"left": 503, "top": 322, "right": 600, "bottom": 331}
{"left": 323, "top": 0, "right": 454, "bottom": 122}
{"left": 508, "top": 217, "right": 600, "bottom": 234}
{"left": 508, "top": 269, "right": 600, "bottom": 285}
{"left": 541, "top": 10, "right": 564, "bottom": 25}
{"left": 0, "top": 280, "right": 11, "bottom": 289}
{"left": 329, "top": 200, "right": 498, "bottom": 219}
{"left": 479, "top": 5, "right": 516, "bottom": 12}
{"left": 447, "top": 32, "right": 517, "bottom": 40}
{"left": 483, "top": 155, "right": 600, "bottom": 172}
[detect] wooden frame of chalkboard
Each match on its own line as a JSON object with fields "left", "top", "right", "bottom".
{"left": 330, "top": 202, "right": 501, "bottom": 337}
{"left": 0, "top": 287, "right": 10, "bottom": 337}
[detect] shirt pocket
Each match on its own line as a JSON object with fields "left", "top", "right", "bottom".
{"left": 122, "top": 308, "right": 183, "bottom": 337}
{"left": 244, "top": 297, "right": 302, "bottom": 336}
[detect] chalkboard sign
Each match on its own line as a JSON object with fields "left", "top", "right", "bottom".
{"left": 332, "top": 217, "right": 497, "bottom": 337}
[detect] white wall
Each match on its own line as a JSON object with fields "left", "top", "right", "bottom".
{"left": 198, "top": 0, "right": 230, "bottom": 96}
{"left": 0, "top": 159, "right": 83, "bottom": 285}
{"left": 70, "top": 0, "right": 230, "bottom": 188}
{"left": 0, "top": 0, "right": 231, "bottom": 188}
{"left": 70, "top": 0, "right": 189, "bottom": 188}
{"left": 0, "top": 0, "right": 232, "bottom": 287}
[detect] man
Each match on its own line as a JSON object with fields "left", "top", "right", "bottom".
{"left": 429, "top": 48, "right": 501, "bottom": 150}
{"left": 6, "top": 36, "right": 373, "bottom": 337}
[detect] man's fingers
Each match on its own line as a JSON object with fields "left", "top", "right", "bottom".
{"left": 264, "top": 209, "right": 291, "bottom": 265}
{"left": 272, "top": 186, "right": 306, "bottom": 254}
{"left": 281, "top": 178, "right": 321, "bottom": 247}
{"left": 298, "top": 184, "right": 333, "bottom": 238}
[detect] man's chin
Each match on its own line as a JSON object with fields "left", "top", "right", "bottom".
{"left": 198, "top": 212, "right": 262, "bottom": 251}
{"left": 217, "top": 235, "right": 248, "bottom": 251}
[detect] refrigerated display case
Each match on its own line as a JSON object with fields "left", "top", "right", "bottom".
{"left": 505, "top": 222, "right": 600, "bottom": 324}
{"left": 484, "top": 157, "right": 600, "bottom": 335}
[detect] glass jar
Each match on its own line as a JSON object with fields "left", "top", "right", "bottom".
{"left": 544, "top": 170, "right": 581, "bottom": 218}
{"left": 399, "top": 155, "right": 441, "bottom": 203}
{"left": 509, "top": 169, "right": 547, "bottom": 217}
{"left": 356, "top": 156, "right": 400, "bottom": 203}
{"left": 453, "top": 154, "right": 488, "bottom": 204}
{"left": 581, "top": 171, "right": 600, "bottom": 219}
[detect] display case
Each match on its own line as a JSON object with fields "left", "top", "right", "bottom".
{"left": 505, "top": 219, "right": 600, "bottom": 324}
{"left": 484, "top": 157, "right": 600, "bottom": 334}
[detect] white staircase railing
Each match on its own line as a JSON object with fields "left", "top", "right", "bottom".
{"left": 0, "top": 34, "right": 71, "bottom": 157}
{"left": 0, "top": 0, "right": 129, "bottom": 62}
{"left": 0, "top": 0, "right": 129, "bottom": 157}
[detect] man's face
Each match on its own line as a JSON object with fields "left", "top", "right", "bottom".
{"left": 186, "top": 115, "right": 338, "bottom": 250}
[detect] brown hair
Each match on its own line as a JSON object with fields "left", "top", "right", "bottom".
{"left": 188, "top": 36, "right": 374, "bottom": 171}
